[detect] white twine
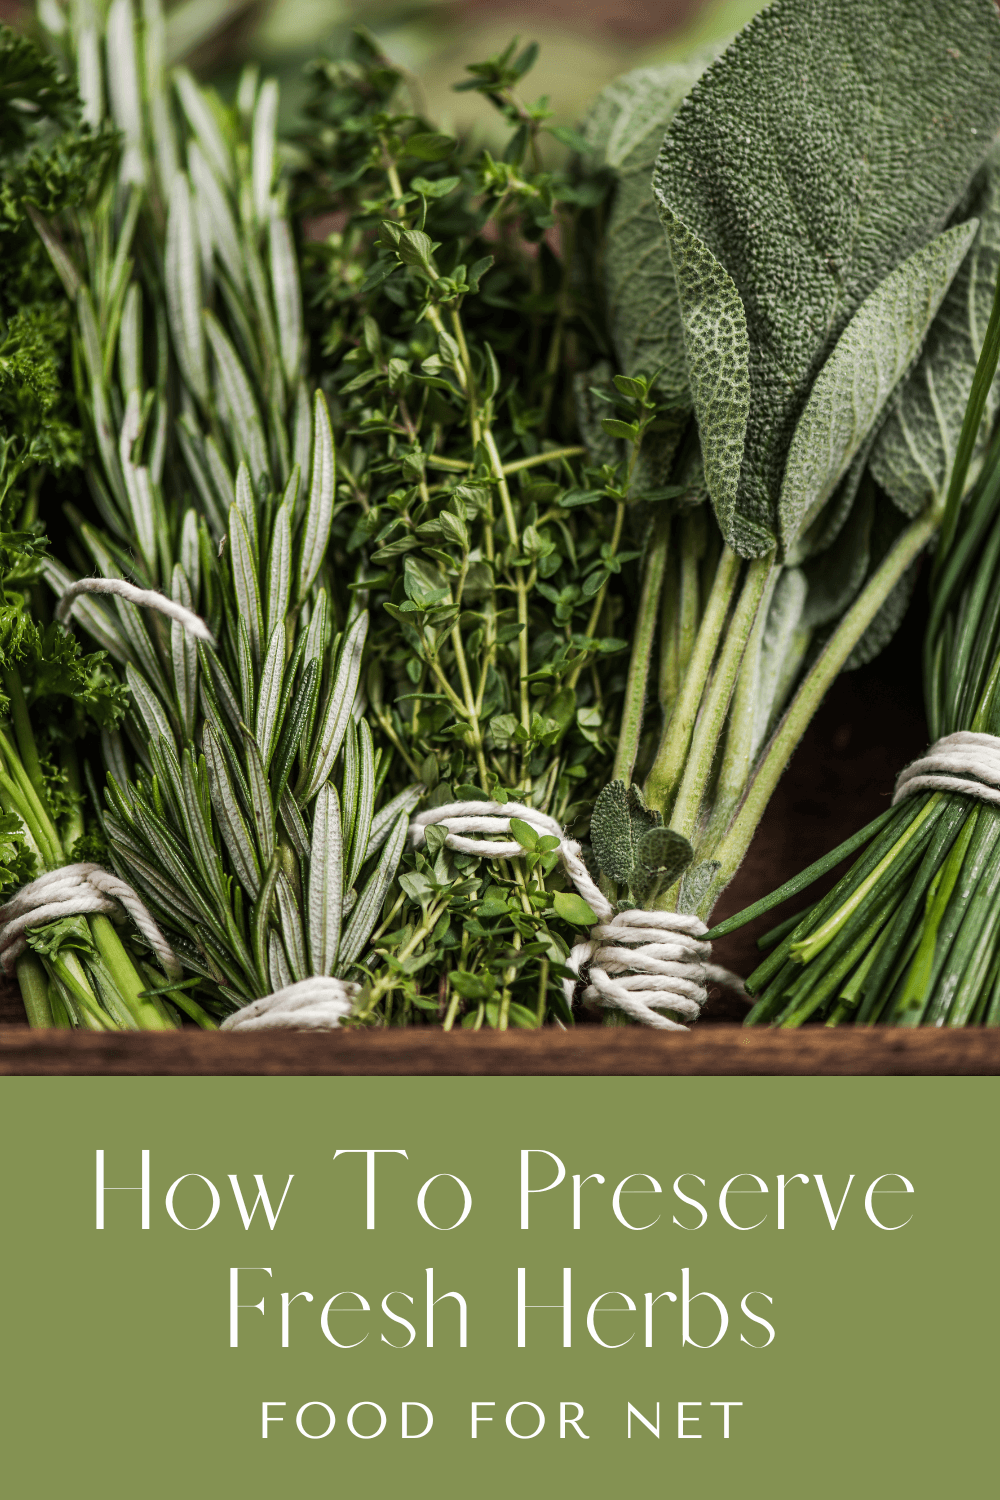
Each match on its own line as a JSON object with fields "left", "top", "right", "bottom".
{"left": 894, "top": 730, "right": 1000, "bottom": 806}
{"left": 56, "top": 578, "right": 215, "bottom": 642}
{"left": 411, "top": 800, "right": 744, "bottom": 1030}
{"left": 220, "top": 977, "right": 358, "bottom": 1032}
{"left": 0, "top": 863, "right": 182, "bottom": 978}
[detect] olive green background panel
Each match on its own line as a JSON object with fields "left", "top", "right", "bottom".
{"left": 0, "top": 1077, "right": 994, "bottom": 1498}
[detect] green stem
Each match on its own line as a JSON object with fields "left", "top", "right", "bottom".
{"left": 645, "top": 544, "right": 741, "bottom": 814}
{"left": 90, "top": 914, "right": 175, "bottom": 1030}
{"left": 613, "top": 513, "right": 669, "bottom": 785}
{"left": 2, "top": 669, "right": 45, "bottom": 801}
{"left": 711, "top": 508, "right": 938, "bottom": 898}
{"left": 16, "top": 953, "right": 52, "bottom": 1027}
{"left": 668, "top": 552, "right": 775, "bottom": 844}
{"left": 933, "top": 254, "right": 1000, "bottom": 582}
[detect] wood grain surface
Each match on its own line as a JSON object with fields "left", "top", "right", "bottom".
{"left": 0, "top": 1026, "right": 995, "bottom": 1075}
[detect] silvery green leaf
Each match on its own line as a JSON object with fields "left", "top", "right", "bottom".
{"left": 678, "top": 858, "right": 721, "bottom": 918}
{"left": 801, "top": 483, "right": 875, "bottom": 630}
{"left": 126, "top": 664, "right": 175, "bottom": 751}
{"left": 181, "top": 748, "right": 227, "bottom": 900}
{"left": 583, "top": 58, "right": 711, "bottom": 407}
{"left": 243, "top": 232, "right": 281, "bottom": 390}
{"left": 176, "top": 418, "right": 226, "bottom": 535}
{"left": 166, "top": 174, "right": 209, "bottom": 403}
{"left": 268, "top": 930, "right": 293, "bottom": 992}
{"left": 242, "top": 728, "right": 275, "bottom": 862}
{"left": 203, "top": 434, "right": 236, "bottom": 518}
{"left": 269, "top": 657, "right": 319, "bottom": 804}
{"left": 77, "top": 289, "right": 128, "bottom": 510}
{"left": 659, "top": 209, "right": 755, "bottom": 551}
{"left": 340, "top": 718, "right": 359, "bottom": 856}
{"left": 199, "top": 643, "right": 243, "bottom": 735}
{"left": 100, "top": 729, "right": 131, "bottom": 792}
{"left": 337, "top": 810, "right": 409, "bottom": 972}
{"left": 367, "top": 783, "right": 423, "bottom": 858}
{"left": 75, "top": 5, "right": 103, "bottom": 130}
{"left": 204, "top": 312, "right": 269, "bottom": 482}
{"left": 149, "top": 395, "right": 167, "bottom": 487}
{"left": 173, "top": 66, "right": 233, "bottom": 187}
{"left": 269, "top": 213, "right": 303, "bottom": 387}
{"left": 653, "top": 0, "right": 1000, "bottom": 557}
{"left": 304, "top": 611, "right": 368, "bottom": 799}
{"left": 308, "top": 783, "right": 344, "bottom": 976}
{"left": 843, "top": 497, "right": 918, "bottom": 669}
{"left": 180, "top": 509, "right": 201, "bottom": 599}
{"left": 872, "top": 151, "right": 1000, "bottom": 515}
{"left": 255, "top": 626, "right": 285, "bottom": 769}
{"left": 302, "top": 587, "right": 329, "bottom": 665}
{"left": 144, "top": 0, "right": 178, "bottom": 197}
{"left": 229, "top": 505, "right": 263, "bottom": 666}
{"left": 171, "top": 564, "right": 199, "bottom": 739}
{"left": 119, "top": 282, "right": 142, "bottom": 397}
{"left": 236, "top": 616, "right": 254, "bottom": 725}
{"left": 116, "top": 841, "right": 201, "bottom": 926}
{"left": 275, "top": 874, "right": 307, "bottom": 981}
{"left": 188, "top": 139, "right": 245, "bottom": 291}
{"left": 346, "top": 719, "right": 376, "bottom": 891}
{"left": 234, "top": 461, "right": 259, "bottom": 561}
{"left": 106, "top": 0, "right": 145, "bottom": 186}
{"left": 298, "top": 391, "right": 335, "bottom": 600}
{"left": 751, "top": 567, "right": 809, "bottom": 758}
{"left": 292, "top": 381, "right": 311, "bottom": 498}
{"left": 118, "top": 390, "right": 158, "bottom": 568}
{"left": 266, "top": 502, "right": 292, "bottom": 643}
{"left": 204, "top": 727, "right": 261, "bottom": 898}
{"left": 778, "top": 223, "right": 977, "bottom": 551}
{"left": 280, "top": 790, "right": 310, "bottom": 859}
{"left": 252, "top": 78, "right": 279, "bottom": 225}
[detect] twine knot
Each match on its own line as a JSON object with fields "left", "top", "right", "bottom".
{"left": 221, "top": 977, "right": 358, "bottom": 1032}
{"left": 0, "top": 863, "right": 181, "bottom": 978}
{"left": 893, "top": 730, "right": 1000, "bottom": 806}
{"left": 411, "top": 801, "right": 742, "bottom": 1030}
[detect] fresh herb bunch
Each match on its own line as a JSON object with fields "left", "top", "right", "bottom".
{"left": 26, "top": 1, "right": 416, "bottom": 1022}
{"left": 294, "top": 32, "right": 663, "bottom": 1028}
{"left": 0, "top": 19, "right": 181, "bottom": 1032}
{"left": 578, "top": 0, "right": 1000, "bottom": 940}
{"left": 722, "top": 253, "right": 1000, "bottom": 1028}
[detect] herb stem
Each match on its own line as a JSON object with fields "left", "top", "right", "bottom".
{"left": 644, "top": 543, "right": 741, "bottom": 815}
{"left": 711, "top": 508, "right": 937, "bottom": 899}
{"left": 613, "top": 513, "right": 669, "bottom": 785}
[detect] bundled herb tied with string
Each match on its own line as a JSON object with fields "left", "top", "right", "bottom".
{"left": 0, "top": 17, "right": 184, "bottom": 1032}
{"left": 575, "top": 0, "right": 1000, "bottom": 963}
{"left": 23, "top": 0, "right": 417, "bottom": 1026}
{"left": 294, "top": 32, "right": 653, "bottom": 1029}
{"left": 717, "top": 247, "right": 1000, "bottom": 1028}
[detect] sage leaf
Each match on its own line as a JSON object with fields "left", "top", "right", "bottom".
{"left": 872, "top": 151, "right": 1000, "bottom": 515}
{"left": 779, "top": 222, "right": 978, "bottom": 551}
{"left": 583, "top": 58, "right": 712, "bottom": 408}
{"left": 654, "top": 0, "right": 1000, "bottom": 557}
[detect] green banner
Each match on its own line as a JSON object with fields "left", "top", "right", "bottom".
{"left": 2, "top": 1077, "right": 993, "bottom": 1497}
